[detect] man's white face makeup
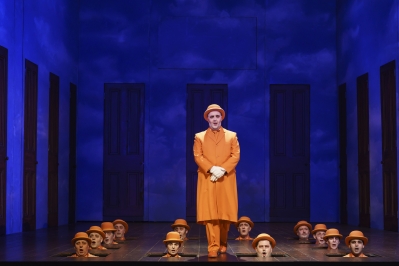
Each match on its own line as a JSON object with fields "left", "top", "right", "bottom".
{"left": 349, "top": 239, "right": 364, "bottom": 256}
{"left": 238, "top": 222, "right": 251, "bottom": 237}
{"left": 166, "top": 242, "right": 180, "bottom": 256}
{"left": 255, "top": 240, "right": 272, "bottom": 257}
{"left": 114, "top": 223, "right": 125, "bottom": 238}
{"left": 173, "top": 226, "right": 188, "bottom": 240}
{"left": 314, "top": 231, "right": 326, "bottom": 244}
{"left": 104, "top": 231, "right": 115, "bottom": 244}
{"left": 89, "top": 232, "right": 103, "bottom": 248}
{"left": 207, "top": 111, "right": 222, "bottom": 130}
{"left": 297, "top": 225, "right": 310, "bottom": 240}
{"left": 74, "top": 240, "right": 90, "bottom": 257}
{"left": 327, "top": 237, "right": 340, "bottom": 250}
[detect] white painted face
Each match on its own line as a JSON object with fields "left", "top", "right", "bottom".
{"left": 237, "top": 222, "right": 251, "bottom": 237}
{"left": 207, "top": 111, "right": 222, "bottom": 130}
{"left": 349, "top": 239, "right": 364, "bottom": 256}
{"left": 89, "top": 232, "right": 103, "bottom": 248}
{"left": 255, "top": 240, "right": 273, "bottom": 257}
{"left": 313, "top": 231, "right": 326, "bottom": 244}
{"left": 166, "top": 241, "right": 180, "bottom": 256}
{"left": 114, "top": 223, "right": 125, "bottom": 238}
{"left": 104, "top": 231, "right": 115, "bottom": 244}
{"left": 173, "top": 226, "right": 188, "bottom": 240}
{"left": 297, "top": 225, "right": 310, "bottom": 240}
{"left": 327, "top": 236, "right": 340, "bottom": 250}
{"left": 74, "top": 240, "right": 90, "bottom": 257}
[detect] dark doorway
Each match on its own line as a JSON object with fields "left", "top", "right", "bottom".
{"left": 0, "top": 45, "right": 8, "bottom": 235}
{"left": 380, "top": 60, "right": 398, "bottom": 232}
{"left": 338, "top": 83, "right": 348, "bottom": 224}
{"left": 186, "top": 84, "right": 228, "bottom": 222}
{"left": 68, "top": 83, "right": 77, "bottom": 224}
{"left": 103, "top": 83, "right": 145, "bottom": 221}
{"left": 269, "top": 84, "right": 310, "bottom": 222}
{"left": 48, "top": 73, "right": 59, "bottom": 227}
{"left": 23, "top": 59, "right": 38, "bottom": 231}
{"left": 357, "top": 73, "right": 370, "bottom": 228}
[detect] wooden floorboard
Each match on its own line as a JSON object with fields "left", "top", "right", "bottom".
{"left": 0, "top": 221, "right": 398, "bottom": 262}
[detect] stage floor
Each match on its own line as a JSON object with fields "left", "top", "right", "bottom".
{"left": 0, "top": 221, "right": 398, "bottom": 262}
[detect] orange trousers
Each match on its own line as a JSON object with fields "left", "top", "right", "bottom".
{"left": 205, "top": 220, "right": 230, "bottom": 252}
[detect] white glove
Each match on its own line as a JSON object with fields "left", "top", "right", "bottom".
{"left": 210, "top": 166, "right": 222, "bottom": 178}
{"left": 210, "top": 166, "right": 226, "bottom": 179}
{"left": 210, "top": 174, "right": 218, "bottom": 182}
{"left": 215, "top": 166, "right": 226, "bottom": 178}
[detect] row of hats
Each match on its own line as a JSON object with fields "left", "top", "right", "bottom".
{"left": 71, "top": 219, "right": 129, "bottom": 245}
{"left": 294, "top": 221, "right": 368, "bottom": 246}
{"left": 171, "top": 216, "right": 255, "bottom": 232}
{"left": 165, "top": 219, "right": 275, "bottom": 249}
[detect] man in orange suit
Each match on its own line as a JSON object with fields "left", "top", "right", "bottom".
{"left": 193, "top": 104, "right": 240, "bottom": 258}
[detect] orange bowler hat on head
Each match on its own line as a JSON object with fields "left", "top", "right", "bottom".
{"left": 345, "top": 230, "right": 368, "bottom": 246}
{"left": 252, "top": 233, "right": 276, "bottom": 249}
{"left": 113, "top": 219, "right": 129, "bottom": 233}
{"left": 293, "top": 220, "right": 312, "bottom": 233}
{"left": 163, "top": 231, "right": 183, "bottom": 244}
{"left": 171, "top": 218, "right": 190, "bottom": 231}
{"left": 311, "top": 224, "right": 327, "bottom": 234}
{"left": 235, "top": 216, "right": 254, "bottom": 228}
{"left": 101, "top": 222, "right": 117, "bottom": 232}
{"left": 71, "top": 232, "right": 92, "bottom": 246}
{"left": 86, "top": 226, "right": 105, "bottom": 239}
{"left": 203, "top": 104, "right": 225, "bottom": 121}
{"left": 323, "top": 228, "right": 342, "bottom": 240}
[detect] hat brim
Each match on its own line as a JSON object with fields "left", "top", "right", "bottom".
{"left": 71, "top": 237, "right": 92, "bottom": 246}
{"left": 311, "top": 228, "right": 327, "bottom": 234}
{"left": 235, "top": 220, "right": 254, "bottom": 228}
{"left": 345, "top": 236, "right": 368, "bottom": 246}
{"left": 171, "top": 224, "right": 190, "bottom": 231}
{"left": 113, "top": 220, "right": 129, "bottom": 233}
{"left": 252, "top": 236, "right": 276, "bottom": 249}
{"left": 293, "top": 222, "right": 312, "bottom": 233}
{"left": 163, "top": 239, "right": 183, "bottom": 244}
{"left": 86, "top": 229, "right": 105, "bottom": 239}
{"left": 204, "top": 108, "right": 225, "bottom": 121}
{"left": 323, "top": 234, "right": 342, "bottom": 240}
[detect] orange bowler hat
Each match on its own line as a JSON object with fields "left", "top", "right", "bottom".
{"left": 204, "top": 104, "right": 225, "bottom": 121}
{"left": 163, "top": 231, "right": 183, "bottom": 244}
{"left": 71, "top": 232, "right": 92, "bottom": 246}
{"left": 101, "top": 222, "right": 117, "bottom": 232}
{"left": 311, "top": 224, "right": 327, "bottom": 234}
{"left": 345, "top": 230, "right": 368, "bottom": 246}
{"left": 171, "top": 218, "right": 190, "bottom": 230}
{"left": 235, "top": 216, "right": 254, "bottom": 228}
{"left": 293, "top": 220, "right": 312, "bottom": 233}
{"left": 323, "top": 228, "right": 342, "bottom": 240}
{"left": 252, "top": 233, "right": 276, "bottom": 249}
{"left": 113, "top": 219, "right": 129, "bottom": 233}
{"left": 86, "top": 225, "right": 105, "bottom": 239}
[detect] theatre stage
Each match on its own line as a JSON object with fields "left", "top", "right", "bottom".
{"left": 0, "top": 221, "right": 398, "bottom": 263}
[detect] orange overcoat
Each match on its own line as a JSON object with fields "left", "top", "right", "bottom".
{"left": 193, "top": 127, "right": 240, "bottom": 224}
